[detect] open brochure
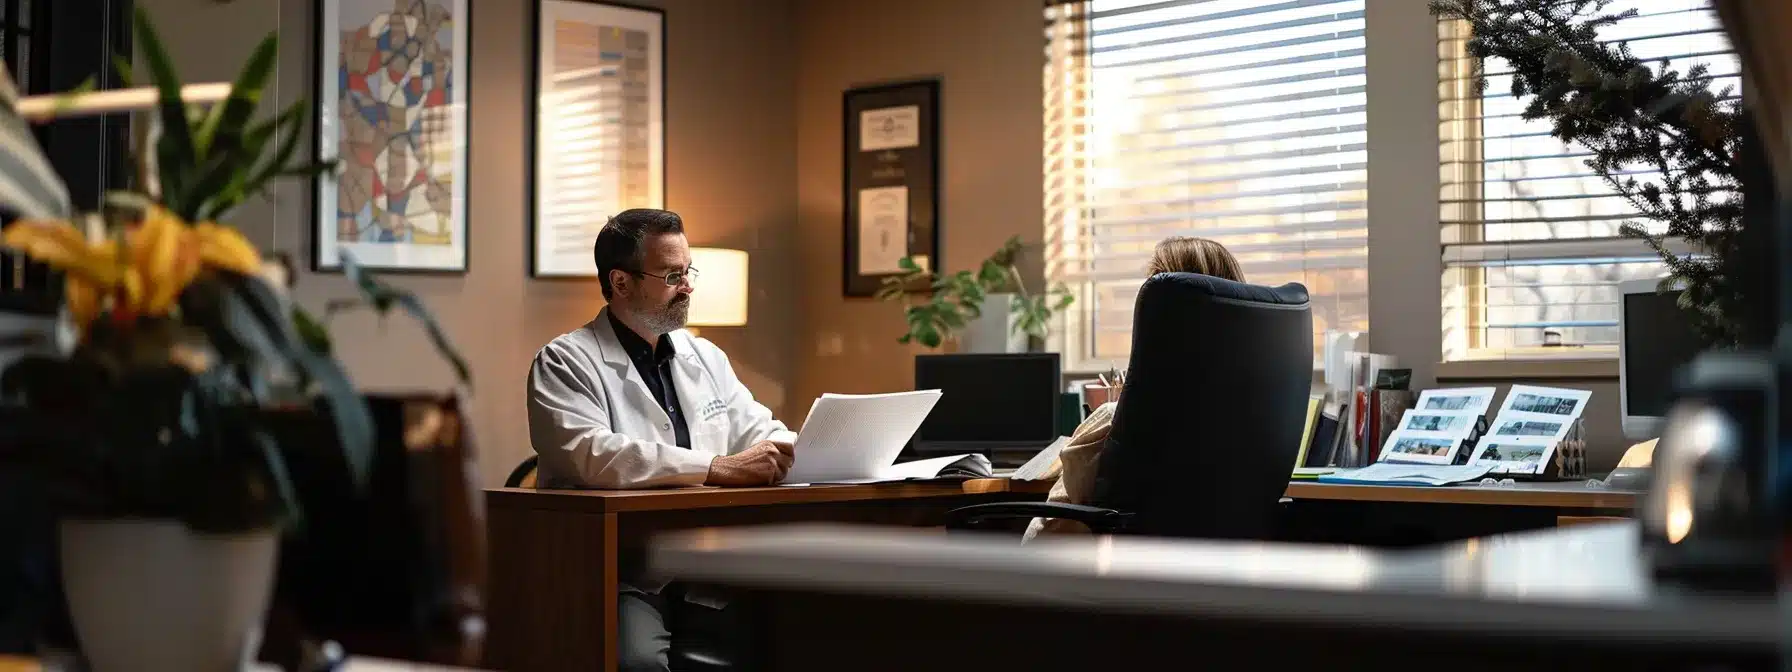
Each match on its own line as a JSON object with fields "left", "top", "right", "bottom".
{"left": 783, "top": 390, "right": 992, "bottom": 484}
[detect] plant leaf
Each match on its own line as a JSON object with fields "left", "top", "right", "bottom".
{"left": 111, "top": 55, "right": 136, "bottom": 88}
{"left": 292, "top": 305, "right": 333, "bottom": 356}
{"left": 340, "top": 250, "right": 473, "bottom": 388}
{"left": 134, "top": 6, "right": 199, "bottom": 209}
{"left": 193, "top": 32, "right": 279, "bottom": 159}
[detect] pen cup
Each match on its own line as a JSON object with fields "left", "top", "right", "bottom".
{"left": 1082, "top": 384, "right": 1119, "bottom": 410}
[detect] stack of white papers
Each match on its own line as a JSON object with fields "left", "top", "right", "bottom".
{"left": 1318, "top": 462, "right": 1494, "bottom": 486}
{"left": 1469, "top": 385, "right": 1591, "bottom": 475}
{"left": 785, "top": 390, "right": 990, "bottom": 484}
{"left": 1377, "top": 387, "right": 1496, "bottom": 465}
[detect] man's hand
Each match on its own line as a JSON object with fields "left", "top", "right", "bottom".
{"left": 704, "top": 440, "right": 795, "bottom": 486}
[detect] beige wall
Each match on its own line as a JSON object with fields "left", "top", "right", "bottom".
{"left": 790, "top": 0, "right": 1043, "bottom": 409}
{"left": 137, "top": 0, "right": 798, "bottom": 487}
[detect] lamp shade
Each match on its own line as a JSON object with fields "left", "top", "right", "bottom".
{"left": 689, "top": 247, "right": 749, "bottom": 327}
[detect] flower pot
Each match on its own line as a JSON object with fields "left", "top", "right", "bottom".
{"left": 959, "top": 293, "right": 1028, "bottom": 354}
{"left": 59, "top": 518, "right": 278, "bottom": 672}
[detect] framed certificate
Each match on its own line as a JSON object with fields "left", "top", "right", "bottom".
{"left": 843, "top": 79, "right": 940, "bottom": 297}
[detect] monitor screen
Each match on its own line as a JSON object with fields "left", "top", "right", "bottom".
{"left": 912, "top": 353, "right": 1060, "bottom": 448}
{"left": 1622, "top": 288, "right": 1704, "bottom": 419}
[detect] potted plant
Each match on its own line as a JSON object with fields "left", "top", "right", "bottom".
{"left": 876, "top": 235, "right": 1074, "bottom": 352}
{"left": 0, "top": 9, "right": 469, "bottom": 671}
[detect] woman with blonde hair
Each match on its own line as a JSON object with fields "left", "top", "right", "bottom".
{"left": 1025, "top": 236, "right": 1244, "bottom": 541}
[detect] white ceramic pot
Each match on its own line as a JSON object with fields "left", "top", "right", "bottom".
{"left": 59, "top": 518, "right": 278, "bottom": 672}
{"left": 959, "top": 293, "right": 1028, "bottom": 354}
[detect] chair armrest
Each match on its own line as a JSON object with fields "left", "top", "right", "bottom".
{"left": 944, "top": 502, "right": 1133, "bottom": 534}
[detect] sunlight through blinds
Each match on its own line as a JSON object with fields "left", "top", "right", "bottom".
{"left": 1045, "top": 0, "right": 1369, "bottom": 367}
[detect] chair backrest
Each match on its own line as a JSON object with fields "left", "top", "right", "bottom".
{"left": 269, "top": 393, "right": 489, "bottom": 668}
{"left": 1090, "top": 272, "right": 1313, "bottom": 540}
{"left": 505, "top": 455, "right": 539, "bottom": 488}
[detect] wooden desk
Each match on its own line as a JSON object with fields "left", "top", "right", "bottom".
{"left": 1284, "top": 480, "right": 1639, "bottom": 510}
{"left": 482, "top": 478, "right": 1038, "bottom": 672}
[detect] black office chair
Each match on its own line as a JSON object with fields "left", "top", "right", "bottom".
{"left": 504, "top": 454, "right": 539, "bottom": 488}
{"left": 945, "top": 272, "right": 1313, "bottom": 539}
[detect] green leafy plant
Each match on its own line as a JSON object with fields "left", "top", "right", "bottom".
{"left": 875, "top": 235, "right": 1074, "bottom": 349}
{"left": 0, "top": 7, "right": 463, "bottom": 533}
{"left": 1430, "top": 0, "right": 1755, "bottom": 348}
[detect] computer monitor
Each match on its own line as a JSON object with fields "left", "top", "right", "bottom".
{"left": 911, "top": 353, "right": 1061, "bottom": 460}
{"left": 1618, "top": 278, "right": 1706, "bottom": 441}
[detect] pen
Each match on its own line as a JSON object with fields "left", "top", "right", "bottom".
{"left": 1097, "top": 373, "right": 1111, "bottom": 387}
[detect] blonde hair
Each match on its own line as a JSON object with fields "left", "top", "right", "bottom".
{"left": 1146, "top": 236, "right": 1245, "bottom": 282}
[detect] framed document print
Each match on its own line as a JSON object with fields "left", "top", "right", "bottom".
{"left": 843, "top": 79, "right": 940, "bottom": 297}
{"left": 314, "top": 0, "right": 471, "bottom": 273}
{"left": 529, "top": 0, "right": 667, "bottom": 278}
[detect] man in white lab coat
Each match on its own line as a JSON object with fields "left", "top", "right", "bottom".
{"left": 527, "top": 208, "right": 794, "bottom": 671}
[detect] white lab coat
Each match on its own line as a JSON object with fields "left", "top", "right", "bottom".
{"left": 527, "top": 308, "right": 797, "bottom": 490}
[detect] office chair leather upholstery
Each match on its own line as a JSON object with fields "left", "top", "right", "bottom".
{"left": 505, "top": 455, "right": 539, "bottom": 488}
{"left": 946, "top": 272, "right": 1313, "bottom": 540}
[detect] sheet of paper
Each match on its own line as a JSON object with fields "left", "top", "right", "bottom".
{"left": 1011, "top": 436, "right": 1070, "bottom": 481}
{"left": 1376, "top": 430, "right": 1464, "bottom": 465}
{"left": 857, "top": 186, "right": 908, "bottom": 274}
{"left": 1468, "top": 435, "right": 1559, "bottom": 474}
{"left": 1496, "top": 384, "right": 1592, "bottom": 421}
{"left": 786, "top": 390, "right": 943, "bottom": 483}
{"left": 1395, "top": 409, "right": 1480, "bottom": 435}
{"left": 1415, "top": 386, "right": 1497, "bottom": 414}
{"left": 860, "top": 105, "right": 920, "bottom": 150}
{"left": 1320, "top": 462, "right": 1493, "bottom": 486}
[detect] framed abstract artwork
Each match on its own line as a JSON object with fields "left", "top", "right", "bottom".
{"left": 842, "top": 79, "right": 940, "bottom": 298}
{"left": 527, "top": 0, "right": 666, "bottom": 278}
{"left": 314, "top": 0, "right": 471, "bottom": 273}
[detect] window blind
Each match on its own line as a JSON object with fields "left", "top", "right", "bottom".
{"left": 1045, "top": 0, "right": 1369, "bottom": 368}
{"left": 1437, "top": 0, "right": 1737, "bottom": 360}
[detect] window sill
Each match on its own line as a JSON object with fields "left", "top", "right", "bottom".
{"left": 1435, "top": 358, "right": 1618, "bottom": 381}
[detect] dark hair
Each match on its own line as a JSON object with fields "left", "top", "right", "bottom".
{"left": 592, "top": 208, "right": 685, "bottom": 299}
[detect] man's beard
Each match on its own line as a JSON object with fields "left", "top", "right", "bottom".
{"left": 634, "top": 293, "right": 690, "bottom": 334}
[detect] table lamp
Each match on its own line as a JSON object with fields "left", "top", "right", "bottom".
{"left": 687, "top": 247, "right": 748, "bottom": 335}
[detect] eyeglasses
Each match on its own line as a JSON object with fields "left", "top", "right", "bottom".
{"left": 635, "top": 266, "right": 700, "bottom": 287}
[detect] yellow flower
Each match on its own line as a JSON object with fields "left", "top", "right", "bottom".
{"left": 1, "top": 206, "right": 263, "bottom": 333}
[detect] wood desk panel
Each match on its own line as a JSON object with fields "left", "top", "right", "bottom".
{"left": 482, "top": 480, "right": 1039, "bottom": 672}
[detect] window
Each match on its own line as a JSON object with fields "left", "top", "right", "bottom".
{"left": 1044, "top": 0, "right": 1369, "bottom": 371}
{"left": 0, "top": 0, "right": 131, "bottom": 314}
{"left": 1437, "top": 0, "right": 1737, "bottom": 361}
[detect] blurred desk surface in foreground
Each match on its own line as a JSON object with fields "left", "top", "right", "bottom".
{"left": 482, "top": 478, "right": 1040, "bottom": 672}
{"left": 652, "top": 521, "right": 1770, "bottom": 672}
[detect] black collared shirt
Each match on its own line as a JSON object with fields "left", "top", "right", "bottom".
{"left": 607, "top": 311, "right": 691, "bottom": 449}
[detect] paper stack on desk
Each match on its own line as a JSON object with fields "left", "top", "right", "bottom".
{"left": 1318, "top": 462, "right": 1493, "bottom": 486}
{"left": 784, "top": 390, "right": 992, "bottom": 484}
